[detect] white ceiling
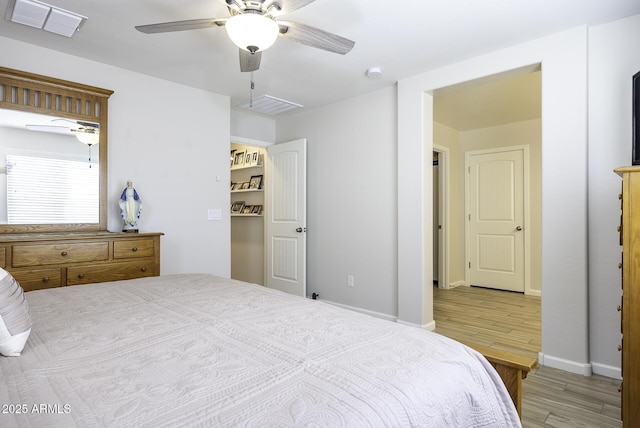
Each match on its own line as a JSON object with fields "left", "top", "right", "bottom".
{"left": 0, "top": 0, "right": 638, "bottom": 119}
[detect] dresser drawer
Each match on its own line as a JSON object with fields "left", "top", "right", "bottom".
{"left": 11, "top": 268, "right": 63, "bottom": 292}
{"left": 67, "top": 259, "right": 157, "bottom": 285}
{"left": 113, "top": 238, "right": 156, "bottom": 259}
{"left": 0, "top": 247, "right": 6, "bottom": 268}
{"left": 12, "top": 242, "right": 109, "bottom": 267}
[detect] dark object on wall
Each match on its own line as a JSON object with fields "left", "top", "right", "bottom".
{"left": 633, "top": 70, "right": 640, "bottom": 165}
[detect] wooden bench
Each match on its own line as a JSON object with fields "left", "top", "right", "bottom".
{"left": 461, "top": 340, "right": 538, "bottom": 418}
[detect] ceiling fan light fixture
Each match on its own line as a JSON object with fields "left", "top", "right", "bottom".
{"left": 225, "top": 13, "right": 278, "bottom": 53}
{"left": 75, "top": 131, "right": 99, "bottom": 146}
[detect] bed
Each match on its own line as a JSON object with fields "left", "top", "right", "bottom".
{"left": 1, "top": 273, "right": 523, "bottom": 427}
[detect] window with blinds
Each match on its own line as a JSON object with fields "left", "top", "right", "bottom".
{"left": 6, "top": 154, "right": 99, "bottom": 224}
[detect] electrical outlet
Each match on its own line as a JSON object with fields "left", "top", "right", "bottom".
{"left": 347, "top": 275, "right": 354, "bottom": 287}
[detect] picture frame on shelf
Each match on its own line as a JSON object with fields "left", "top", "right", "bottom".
{"left": 250, "top": 151, "right": 260, "bottom": 166}
{"left": 245, "top": 151, "right": 252, "bottom": 165}
{"left": 231, "top": 201, "right": 245, "bottom": 214}
{"left": 242, "top": 205, "right": 253, "bottom": 214}
{"left": 233, "top": 151, "right": 245, "bottom": 167}
{"left": 241, "top": 182, "right": 250, "bottom": 190}
{"left": 249, "top": 175, "right": 263, "bottom": 190}
{"left": 230, "top": 150, "right": 236, "bottom": 167}
{"left": 251, "top": 205, "right": 263, "bottom": 215}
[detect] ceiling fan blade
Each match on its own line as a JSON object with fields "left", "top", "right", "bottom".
{"left": 25, "top": 124, "right": 72, "bottom": 134}
{"left": 135, "top": 18, "right": 226, "bottom": 34}
{"left": 274, "top": 0, "right": 316, "bottom": 15}
{"left": 277, "top": 21, "right": 354, "bottom": 54}
{"left": 239, "top": 49, "right": 262, "bottom": 72}
{"left": 52, "top": 118, "right": 99, "bottom": 129}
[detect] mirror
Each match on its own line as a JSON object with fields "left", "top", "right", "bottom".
{"left": 0, "top": 67, "right": 112, "bottom": 234}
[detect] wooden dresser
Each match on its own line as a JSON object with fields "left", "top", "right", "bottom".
{"left": 616, "top": 166, "right": 640, "bottom": 427}
{"left": 0, "top": 232, "right": 162, "bottom": 291}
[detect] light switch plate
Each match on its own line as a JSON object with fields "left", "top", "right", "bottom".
{"left": 208, "top": 209, "right": 222, "bottom": 220}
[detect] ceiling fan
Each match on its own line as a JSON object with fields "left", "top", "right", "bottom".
{"left": 27, "top": 119, "right": 99, "bottom": 146}
{"left": 135, "top": 0, "right": 355, "bottom": 72}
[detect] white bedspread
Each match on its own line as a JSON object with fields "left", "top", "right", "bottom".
{"left": 0, "top": 274, "right": 520, "bottom": 427}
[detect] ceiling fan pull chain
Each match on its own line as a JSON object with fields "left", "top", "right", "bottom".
{"left": 250, "top": 71, "right": 255, "bottom": 107}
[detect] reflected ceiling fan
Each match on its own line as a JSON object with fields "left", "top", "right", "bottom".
{"left": 27, "top": 119, "right": 99, "bottom": 147}
{"left": 135, "top": 0, "right": 355, "bottom": 72}
{"left": 25, "top": 118, "right": 99, "bottom": 164}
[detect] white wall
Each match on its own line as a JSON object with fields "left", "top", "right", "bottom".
{"left": 230, "top": 109, "right": 275, "bottom": 143}
{"left": 588, "top": 14, "right": 640, "bottom": 378}
{"left": 399, "top": 27, "right": 591, "bottom": 374}
{"left": 2, "top": 36, "right": 232, "bottom": 277}
{"left": 276, "top": 86, "right": 398, "bottom": 319}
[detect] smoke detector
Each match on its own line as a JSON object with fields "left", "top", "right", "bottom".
{"left": 366, "top": 67, "right": 383, "bottom": 79}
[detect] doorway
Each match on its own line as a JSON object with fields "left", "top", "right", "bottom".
{"left": 433, "top": 146, "right": 449, "bottom": 289}
{"left": 230, "top": 138, "right": 308, "bottom": 297}
{"left": 431, "top": 69, "right": 541, "bottom": 296}
{"left": 431, "top": 70, "right": 542, "bottom": 358}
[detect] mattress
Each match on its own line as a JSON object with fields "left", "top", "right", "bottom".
{"left": 0, "top": 274, "right": 521, "bottom": 427}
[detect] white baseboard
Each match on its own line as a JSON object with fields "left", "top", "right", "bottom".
{"left": 591, "top": 362, "right": 621, "bottom": 380}
{"left": 396, "top": 319, "right": 436, "bottom": 331}
{"left": 449, "top": 281, "right": 466, "bottom": 288}
{"left": 538, "top": 352, "right": 593, "bottom": 376}
{"left": 319, "top": 299, "right": 397, "bottom": 323}
{"left": 319, "top": 299, "right": 438, "bottom": 330}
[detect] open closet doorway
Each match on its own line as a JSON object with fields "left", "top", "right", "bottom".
{"left": 230, "top": 136, "right": 272, "bottom": 285}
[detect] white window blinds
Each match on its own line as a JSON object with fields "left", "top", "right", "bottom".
{"left": 6, "top": 154, "right": 99, "bottom": 224}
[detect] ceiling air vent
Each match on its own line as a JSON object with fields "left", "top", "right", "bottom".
{"left": 239, "top": 95, "right": 302, "bottom": 116}
{"left": 5, "top": 0, "right": 86, "bottom": 37}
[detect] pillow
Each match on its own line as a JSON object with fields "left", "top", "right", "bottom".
{"left": 0, "top": 268, "right": 31, "bottom": 356}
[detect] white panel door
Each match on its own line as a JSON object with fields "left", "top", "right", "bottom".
{"left": 467, "top": 148, "right": 525, "bottom": 292}
{"left": 265, "top": 139, "right": 307, "bottom": 297}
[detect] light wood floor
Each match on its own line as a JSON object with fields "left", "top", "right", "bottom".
{"left": 433, "top": 285, "right": 622, "bottom": 427}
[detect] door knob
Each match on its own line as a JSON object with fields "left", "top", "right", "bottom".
{"left": 296, "top": 227, "right": 303, "bottom": 233}
{"left": 516, "top": 226, "right": 523, "bottom": 231}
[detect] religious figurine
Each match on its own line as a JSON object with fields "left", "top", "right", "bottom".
{"left": 119, "top": 180, "right": 141, "bottom": 232}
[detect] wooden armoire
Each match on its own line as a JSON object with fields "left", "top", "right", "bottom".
{"left": 616, "top": 166, "right": 640, "bottom": 426}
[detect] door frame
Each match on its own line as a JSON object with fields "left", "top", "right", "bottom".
{"left": 464, "top": 145, "right": 531, "bottom": 294}
{"left": 433, "top": 145, "right": 449, "bottom": 289}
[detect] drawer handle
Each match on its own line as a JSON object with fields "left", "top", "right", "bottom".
{"left": 61, "top": 251, "right": 68, "bottom": 257}
{"left": 77, "top": 273, "right": 85, "bottom": 279}
{"left": 618, "top": 263, "right": 623, "bottom": 269}
{"left": 132, "top": 247, "right": 138, "bottom": 252}
{"left": 140, "top": 266, "right": 147, "bottom": 272}
{"left": 618, "top": 344, "right": 623, "bottom": 351}
{"left": 42, "top": 277, "right": 49, "bottom": 283}
{"left": 618, "top": 305, "right": 622, "bottom": 312}
{"left": 619, "top": 193, "right": 623, "bottom": 200}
